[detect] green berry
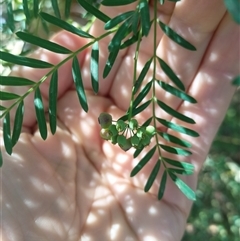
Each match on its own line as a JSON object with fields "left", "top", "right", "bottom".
{"left": 111, "top": 135, "right": 118, "bottom": 145}
{"left": 129, "top": 119, "right": 138, "bottom": 130}
{"left": 130, "top": 135, "right": 140, "bottom": 148}
{"left": 146, "top": 125, "right": 155, "bottom": 136}
{"left": 98, "top": 112, "right": 112, "bottom": 129}
{"left": 116, "top": 120, "right": 127, "bottom": 132}
{"left": 117, "top": 135, "right": 132, "bottom": 151}
{"left": 100, "top": 129, "right": 111, "bottom": 140}
{"left": 108, "top": 124, "right": 118, "bottom": 137}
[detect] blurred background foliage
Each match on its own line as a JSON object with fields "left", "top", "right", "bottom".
{"left": 1, "top": 0, "right": 239, "bottom": 240}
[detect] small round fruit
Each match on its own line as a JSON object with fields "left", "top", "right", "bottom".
{"left": 146, "top": 125, "right": 155, "bottom": 136}
{"left": 98, "top": 112, "right": 112, "bottom": 129}
{"left": 108, "top": 124, "right": 118, "bottom": 137}
{"left": 100, "top": 129, "right": 111, "bottom": 140}
{"left": 129, "top": 119, "right": 138, "bottom": 130}
{"left": 117, "top": 135, "right": 132, "bottom": 151}
{"left": 130, "top": 135, "right": 140, "bottom": 148}
{"left": 116, "top": 120, "right": 127, "bottom": 132}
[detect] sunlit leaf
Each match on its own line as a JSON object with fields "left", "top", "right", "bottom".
{"left": 157, "top": 118, "right": 199, "bottom": 137}
{"left": 0, "top": 91, "right": 20, "bottom": 100}
{"left": 105, "top": 11, "right": 134, "bottom": 30}
{"left": 144, "top": 160, "right": 160, "bottom": 192}
{"left": 133, "top": 81, "right": 152, "bottom": 109}
{"left": 134, "top": 58, "right": 153, "bottom": 94}
{"left": 158, "top": 132, "right": 191, "bottom": 148}
{"left": 224, "top": 0, "right": 240, "bottom": 24}
{"left": 131, "top": 145, "right": 156, "bottom": 177}
{"left": 16, "top": 32, "right": 72, "bottom": 54}
{"left": 160, "top": 144, "right": 192, "bottom": 156}
{"left": 163, "top": 157, "right": 194, "bottom": 171}
{"left": 157, "top": 57, "right": 185, "bottom": 91}
{"left": 12, "top": 101, "right": 24, "bottom": 147}
{"left": 90, "top": 41, "right": 99, "bottom": 93}
{"left": 33, "top": 0, "right": 39, "bottom": 18}
{"left": 139, "top": 0, "right": 151, "bottom": 36}
{"left": 131, "top": 99, "right": 152, "bottom": 117}
{"left": 3, "top": 112, "right": 12, "bottom": 155}
{"left": 157, "top": 99, "right": 195, "bottom": 124}
{"left": 168, "top": 167, "right": 193, "bottom": 175}
{"left": 103, "top": 48, "right": 119, "bottom": 78}
{"left": 169, "top": 172, "right": 196, "bottom": 200}
{"left": 156, "top": 80, "right": 197, "bottom": 103}
{"left": 7, "top": 1, "right": 15, "bottom": 32}
{"left": 49, "top": 71, "right": 58, "bottom": 134}
{"left": 51, "top": 0, "right": 61, "bottom": 18}
{"left": 40, "top": 12, "right": 94, "bottom": 39}
{"left": 133, "top": 145, "right": 144, "bottom": 158}
{"left": 159, "top": 21, "right": 196, "bottom": 51}
{"left": 120, "top": 33, "right": 139, "bottom": 49}
{"left": 232, "top": 75, "right": 240, "bottom": 86}
{"left": 77, "top": 0, "right": 110, "bottom": 23}
{"left": 102, "top": 0, "right": 137, "bottom": 6}
{"left": 65, "top": 0, "right": 72, "bottom": 18}
{"left": 72, "top": 56, "right": 88, "bottom": 112}
{"left": 0, "top": 76, "right": 35, "bottom": 86}
{"left": 158, "top": 170, "right": 167, "bottom": 199}
{"left": 159, "top": 0, "right": 165, "bottom": 4}
{"left": 0, "top": 51, "right": 54, "bottom": 68}
{"left": 34, "top": 87, "right": 47, "bottom": 140}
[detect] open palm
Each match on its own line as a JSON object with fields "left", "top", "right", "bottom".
{"left": 2, "top": 1, "right": 239, "bottom": 241}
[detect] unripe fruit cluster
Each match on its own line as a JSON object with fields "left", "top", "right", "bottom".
{"left": 98, "top": 112, "right": 155, "bottom": 151}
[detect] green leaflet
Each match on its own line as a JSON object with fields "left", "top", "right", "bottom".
{"left": 40, "top": 12, "right": 94, "bottom": 39}
{"left": 132, "top": 11, "right": 140, "bottom": 35}
{"left": 49, "top": 71, "right": 58, "bottom": 134}
{"left": 23, "top": 0, "right": 30, "bottom": 23}
{"left": 168, "top": 167, "right": 193, "bottom": 175}
{"left": 144, "top": 160, "right": 161, "bottom": 192}
{"left": 139, "top": 0, "right": 151, "bottom": 36}
{"left": 131, "top": 99, "right": 152, "bottom": 117}
{"left": 232, "top": 75, "right": 240, "bottom": 86}
{"left": 0, "top": 76, "right": 35, "bottom": 86}
{"left": 77, "top": 0, "right": 110, "bottom": 23}
{"left": 168, "top": 172, "right": 196, "bottom": 200}
{"left": 158, "top": 21, "right": 196, "bottom": 51}
{"left": 12, "top": 101, "right": 24, "bottom": 147}
{"left": 72, "top": 56, "right": 88, "bottom": 112}
{"left": 3, "top": 112, "right": 12, "bottom": 155}
{"left": 120, "top": 33, "right": 139, "bottom": 49}
{"left": 0, "top": 151, "right": 2, "bottom": 167}
{"left": 51, "top": 0, "right": 61, "bottom": 19}
{"left": 157, "top": 117, "right": 199, "bottom": 137}
{"left": 158, "top": 170, "right": 167, "bottom": 200}
{"left": 34, "top": 87, "right": 47, "bottom": 140}
{"left": 16, "top": 32, "right": 72, "bottom": 54}
{"left": 7, "top": 1, "right": 15, "bottom": 32}
{"left": 65, "top": 0, "right": 72, "bottom": 18}
{"left": 163, "top": 157, "right": 194, "bottom": 171}
{"left": 133, "top": 81, "right": 152, "bottom": 108}
{"left": 133, "top": 145, "right": 144, "bottom": 158}
{"left": 103, "top": 48, "right": 119, "bottom": 78}
{"left": 0, "top": 91, "right": 20, "bottom": 100}
{"left": 156, "top": 80, "right": 197, "bottom": 103}
{"left": 142, "top": 117, "right": 153, "bottom": 127}
{"left": 33, "top": 0, "right": 39, "bottom": 18}
{"left": 0, "top": 105, "right": 6, "bottom": 110}
{"left": 224, "top": 0, "right": 240, "bottom": 24}
{"left": 102, "top": 0, "right": 137, "bottom": 6}
{"left": 90, "top": 41, "right": 99, "bottom": 93}
{"left": 0, "top": 51, "right": 54, "bottom": 68}
{"left": 159, "top": 144, "right": 192, "bottom": 156}
{"left": 130, "top": 145, "right": 156, "bottom": 177}
{"left": 134, "top": 58, "right": 153, "bottom": 94}
{"left": 159, "top": 0, "right": 165, "bottom": 4}
{"left": 157, "top": 99, "right": 195, "bottom": 124}
{"left": 104, "top": 11, "right": 135, "bottom": 30}
{"left": 158, "top": 132, "right": 191, "bottom": 148}
{"left": 157, "top": 57, "right": 185, "bottom": 91}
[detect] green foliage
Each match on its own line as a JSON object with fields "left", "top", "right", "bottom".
{"left": 0, "top": 0, "right": 238, "bottom": 202}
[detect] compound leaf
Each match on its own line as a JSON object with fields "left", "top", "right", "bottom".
{"left": 131, "top": 145, "right": 156, "bottom": 177}
{"left": 158, "top": 132, "right": 191, "bottom": 148}
{"left": 160, "top": 144, "right": 192, "bottom": 156}
{"left": 157, "top": 57, "right": 185, "bottom": 91}
{"left": 72, "top": 56, "right": 88, "bottom": 112}
{"left": 0, "top": 76, "right": 35, "bottom": 86}
{"left": 169, "top": 172, "right": 196, "bottom": 200}
{"left": 34, "top": 87, "right": 47, "bottom": 140}
{"left": 157, "top": 99, "right": 195, "bottom": 124}
{"left": 3, "top": 112, "right": 12, "bottom": 155}
{"left": 157, "top": 118, "right": 199, "bottom": 137}
{"left": 16, "top": 32, "right": 72, "bottom": 54}
{"left": 144, "top": 160, "right": 160, "bottom": 192}
{"left": 0, "top": 91, "right": 20, "bottom": 100}
{"left": 12, "top": 101, "right": 24, "bottom": 147}
{"left": 0, "top": 51, "right": 54, "bottom": 68}
{"left": 91, "top": 41, "right": 99, "bottom": 93}
{"left": 102, "top": 0, "right": 137, "bottom": 6}
{"left": 49, "top": 71, "right": 58, "bottom": 134}
{"left": 40, "top": 12, "right": 93, "bottom": 38}
{"left": 158, "top": 170, "right": 167, "bottom": 200}
{"left": 159, "top": 21, "right": 196, "bottom": 51}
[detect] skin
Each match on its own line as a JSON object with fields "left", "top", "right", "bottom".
{"left": 1, "top": 1, "right": 239, "bottom": 240}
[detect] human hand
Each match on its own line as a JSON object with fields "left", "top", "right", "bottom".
{"left": 1, "top": 1, "right": 239, "bottom": 241}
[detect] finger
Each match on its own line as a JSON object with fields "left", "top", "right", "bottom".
{"left": 4, "top": 31, "right": 88, "bottom": 128}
